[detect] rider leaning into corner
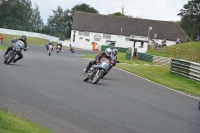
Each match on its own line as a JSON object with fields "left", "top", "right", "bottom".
{"left": 69, "top": 44, "right": 74, "bottom": 51}
{"left": 84, "top": 48, "right": 113, "bottom": 74}
{"left": 3, "top": 35, "right": 28, "bottom": 63}
{"left": 45, "top": 40, "right": 54, "bottom": 52}
{"left": 111, "top": 48, "right": 118, "bottom": 67}
{"left": 57, "top": 41, "right": 63, "bottom": 51}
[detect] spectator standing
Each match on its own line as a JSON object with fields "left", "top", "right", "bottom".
{"left": 0, "top": 35, "right": 3, "bottom": 44}
{"left": 176, "top": 37, "right": 180, "bottom": 44}
{"left": 148, "top": 38, "right": 152, "bottom": 49}
{"left": 162, "top": 39, "right": 167, "bottom": 47}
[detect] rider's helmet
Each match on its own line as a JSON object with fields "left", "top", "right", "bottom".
{"left": 21, "top": 35, "right": 27, "bottom": 41}
{"left": 105, "top": 48, "right": 112, "bottom": 57}
{"left": 69, "top": 44, "right": 71, "bottom": 46}
{"left": 49, "top": 40, "right": 52, "bottom": 43}
{"left": 112, "top": 48, "right": 118, "bottom": 56}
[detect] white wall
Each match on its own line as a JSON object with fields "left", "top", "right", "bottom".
{"left": 70, "top": 30, "right": 146, "bottom": 50}
{"left": 0, "top": 28, "right": 73, "bottom": 47}
{"left": 71, "top": 30, "right": 177, "bottom": 53}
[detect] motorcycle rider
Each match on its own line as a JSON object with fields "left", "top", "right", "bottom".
{"left": 45, "top": 40, "right": 54, "bottom": 52}
{"left": 84, "top": 48, "right": 112, "bottom": 74}
{"left": 57, "top": 41, "right": 62, "bottom": 51}
{"left": 69, "top": 44, "right": 74, "bottom": 52}
{"left": 112, "top": 48, "right": 118, "bottom": 67}
{"left": 3, "top": 35, "right": 28, "bottom": 63}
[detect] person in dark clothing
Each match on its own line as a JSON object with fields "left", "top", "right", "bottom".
{"left": 4, "top": 35, "right": 28, "bottom": 63}
{"left": 84, "top": 48, "right": 112, "bottom": 74}
{"left": 45, "top": 40, "right": 54, "bottom": 51}
{"left": 57, "top": 42, "right": 63, "bottom": 51}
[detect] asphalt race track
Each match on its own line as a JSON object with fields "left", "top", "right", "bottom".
{"left": 0, "top": 44, "right": 200, "bottom": 133}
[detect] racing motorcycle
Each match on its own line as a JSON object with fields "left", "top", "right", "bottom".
{"left": 56, "top": 45, "right": 61, "bottom": 53}
{"left": 198, "top": 100, "right": 200, "bottom": 109}
{"left": 70, "top": 46, "right": 75, "bottom": 53}
{"left": 84, "top": 58, "right": 110, "bottom": 84}
{"left": 101, "top": 60, "right": 115, "bottom": 79}
{"left": 48, "top": 45, "right": 53, "bottom": 56}
{"left": 4, "top": 40, "right": 28, "bottom": 64}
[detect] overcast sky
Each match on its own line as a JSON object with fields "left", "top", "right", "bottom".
{"left": 31, "top": 0, "right": 189, "bottom": 24}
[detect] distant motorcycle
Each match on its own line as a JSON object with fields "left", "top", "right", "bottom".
{"left": 4, "top": 40, "right": 29, "bottom": 64}
{"left": 70, "top": 46, "right": 75, "bottom": 53}
{"left": 84, "top": 58, "right": 110, "bottom": 84}
{"left": 48, "top": 45, "right": 53, "bottom": 56}
{"left": 56, "top": 45, "right": 61, "bottom": 53}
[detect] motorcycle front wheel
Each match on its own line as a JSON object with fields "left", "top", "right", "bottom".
{"left": 6, "top": 52, "right": 16, "bottom": 64}
{"left": 92, "top": 70, "right": 104, "bottom": 84}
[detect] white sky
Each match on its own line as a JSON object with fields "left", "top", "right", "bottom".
{"left": 31, "top": 0, "right": 189, "bottom": 24}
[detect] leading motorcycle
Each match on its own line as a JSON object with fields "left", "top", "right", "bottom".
{"left": 4, "top": 40, "right": 28, "bottom": 64}
{"left": 48, "top": 45, "right": 53, "bottom": 56}
{"left": 84, "top": 58, "right": 110, "bottom": 84}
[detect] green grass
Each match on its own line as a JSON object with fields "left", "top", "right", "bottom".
{"left": 82, "top": 52, "right": 200, "bottom": 97}
{"left": 0, "top": 33, "right": 56, "bottom": 45}
{"left": 0, "top": 44, "right": 12, "bottom": 50}
{"left": 147, "top": 41, "right": 200, "bottom": 63}
{"left": 0, "top": 109, "right": 52, "bottom": 133}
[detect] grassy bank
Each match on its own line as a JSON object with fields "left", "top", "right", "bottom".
{"left": 0, "top": 109, "right": 52, "bottom": 133}
{"left": 147, "top": 41, "right": 200, "bottom": 63}
{"left": 0, "top": 44, "right": 12, "bottom": 50}
{"left": 82, "top": 52, "right": 200, "bottom": 97}
{"left": 0, "top": 33, "right": 53, "bottom": 45}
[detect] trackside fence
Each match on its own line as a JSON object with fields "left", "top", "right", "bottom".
{"left": 170, "top": 59, "right": 200, "bottom": 82}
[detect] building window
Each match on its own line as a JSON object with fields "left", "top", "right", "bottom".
{"left": 79, "top": 31, "right": 84, "bottom": 36}
{"left": 103, "top": 34, "right": 111, "bottom": 39}
{"left": 79, "top": 31, "right": 90, "bottom": 36}
{"left": 84, "top": 32, "right": 90, "bottom": 36}
{"left": 125, "top": 36, "right": 130, "bottom": 41}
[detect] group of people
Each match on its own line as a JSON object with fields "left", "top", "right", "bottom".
{"left": 148, "top": 38, "right": 167, "bottom": 49}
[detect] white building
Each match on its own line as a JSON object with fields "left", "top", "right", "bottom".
{"left": 71, "top": 11, "right": 187, "bottom": 54}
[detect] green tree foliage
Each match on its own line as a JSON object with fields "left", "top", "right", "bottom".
{"left": 178, "top": 0, "right": 200, "bottom": 40}
{"left": 30, "top": 4, "right": 43, "bottom": 32}
{"left": 0, "top": 0, "right": 33, "bottom": 30}
{"left": 0, "top": 1, "right": 99, "bottom": 39}
{"left": 68, "top": 3, "right": 99, "bottom": 38}
{"left": 47, "top": 3, "right": 99, "bottom": 39}
{"left": 0, "top": 0, "right": 44, "bottom": 32}
{"left": 109, "top": 12, "right": 126, "bottom": 16}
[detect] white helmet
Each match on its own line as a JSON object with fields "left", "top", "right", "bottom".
{"left": 105, "top": 48, "right": 112, "bottom": 56}
{"left": 49, "top": 40, "right": 52, "bottom": 43}
{"left": 112, "top": 48, "right": 118, "bottom": 55}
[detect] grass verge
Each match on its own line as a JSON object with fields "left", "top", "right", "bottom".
{"left": 0, "top": 44, "right": 12, "bottom": 50}
{"left": 0, "top": 109, "right": 52, "bottom": 133}
{"left": 0, "top": 33, "right": 56, "bottom": 45}
{"left": 81, "top": 52, "right": 200, "bottom": 97}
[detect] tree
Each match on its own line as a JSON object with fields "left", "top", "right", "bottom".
{"left": 68, "top": 3, "right": 99, "bottom": 38}
{"left": 178, "top": 0, "right": 200, "bottom": 39}
{"left": 0, "top": 0, "right": 35, "bottom": 31}
{"left": 31, "top": 4, "right": 43, "bottom": 32}
{"left": 109, "top": 12, "right": 125, "bottom": 17}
